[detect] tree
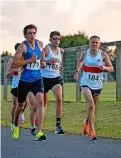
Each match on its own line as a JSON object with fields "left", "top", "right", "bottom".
{"left": 59, "top": 31, "right": 89, "bottom": 48}
{"left": 1, "top": 51, "right": 12, "bottom": 57}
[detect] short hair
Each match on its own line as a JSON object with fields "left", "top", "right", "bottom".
{"left": 23, "top": 24, "right": 37, "bottom": 35}
{"left": 90, "top": 35, "right": 100, "bottom": 41}
{"left": 50, "top": 31, "right": 60, "bottom": 38}
{"left": 14, "top": 43, "right": 21, "bottom": 51}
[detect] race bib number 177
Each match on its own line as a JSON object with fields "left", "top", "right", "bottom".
{"left": 26, "top": 60, "right": 40, "bottom": 70}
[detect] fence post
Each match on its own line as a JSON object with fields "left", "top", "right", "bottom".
{"left": 60, "top": 72, "right": 64, "bottom": 102}
{"left": 76, "top": 50, "right": 82, "bottom": 103}
{"left": 3, "top": 59, "right": 8, "bottom": 101}
{"left": 116, "top": 46, "right": 121, "bottom": 101}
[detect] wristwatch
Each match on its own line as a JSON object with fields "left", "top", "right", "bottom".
{"left": 75, "top": 70, "right": 78, "bottom": 73}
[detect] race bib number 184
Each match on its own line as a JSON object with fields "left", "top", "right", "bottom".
{"left": 26, "top": 60, "right": 40, "bottom": 70}
{"left": 88, "top": 74, "right": 99, "bottom": 81}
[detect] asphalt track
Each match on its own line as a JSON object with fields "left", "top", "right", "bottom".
{"left": 1, "top": 127, "right": 121, "bottom": 158}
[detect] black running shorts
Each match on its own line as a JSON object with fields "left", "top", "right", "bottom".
{"left": 11, "top": 87, "right": 18, "bottom": 97}
{"left": 43, "top": 76, "right": 63, "bottom": 93}
{"left": 18, "top": 79, "right": 44, "bottom": 103}
{"left": 80, "top": 85, "right": 102, "bottom": 96}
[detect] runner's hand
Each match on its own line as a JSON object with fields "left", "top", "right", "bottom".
{"left": 60, "top": 65, "right": 64, "bottom": 72}
{"left": 73, "top": 72, "right": 79, "bottom": 81}
{"left": 41, "top": 61, "right": 46, "bottom": 69}
{"left": 12, "top": 68, "right": 19, "bottom": 71}
{"left": 98, "top": 65, "right": 106, "bottom": 71}
{"left": 30, "top": 54, "right": 38, "bottom": 62}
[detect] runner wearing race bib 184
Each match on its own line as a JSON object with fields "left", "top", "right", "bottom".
{"left": 74, "top": 35, "right": 114, "bottom": 141}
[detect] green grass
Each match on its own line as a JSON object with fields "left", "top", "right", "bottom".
{"left": 1, "top": 82, "right": 121, "bottom": 139}
{"left": 1, "top": 82, "right": 116, "bottom": 102}
{"left": 1, "top": 100, "right": 121, "bottom": 139}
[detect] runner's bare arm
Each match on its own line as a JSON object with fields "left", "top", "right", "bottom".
{"left": 11, "top": 43, "right": 37, "bottom": 68}
{"left": 75, "top": 50, "right": 86, "bottom": 72}
{"left": 99, "top": 51, "right": 114, "bottom": 72}
{"left": 38, "top": 41, "right": 44, "bottom": 52}
{"left": 43, "top": 46, "right": 53, "bottom": 64}
{"left": 44, "top": 46, "right": 50, "bottom": 57}
{"left": 38, "top": 41, "right": 45, "bottom": 62}
{"left": 60, "top": 48, "right": 64, "bottom": 55}
{"left": 73, "top": 50, "right": 86, "bottom": 81}
{"left": 60, "top": 48, "right": 64, "bottom": 71}
{"left": 41, "top": 49, "right": 46, "bottom": 62}
{"left": 6, "top": 58, "right": 16, "bottom": 78}
{"left": 38, "top": 41, "right": 46, "bottom": 68}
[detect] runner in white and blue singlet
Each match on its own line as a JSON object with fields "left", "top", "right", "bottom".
{"left": 42, "top": 31, "right": 64, "bottom": 134}
{"left": 80, "top": 48, "right": 104, "bottom": 90}
{"left": 6, "top": 43, "right": 26, "bottom": 131}
{"left": 74, "top": 35, "right": 114, "bottom": 141}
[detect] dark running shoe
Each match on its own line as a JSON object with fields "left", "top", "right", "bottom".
{"left": 31, "top": 128, "right": 36, "bottom": 136}
{"left": 55, "top": 125, "right": 64, "bottom": 134}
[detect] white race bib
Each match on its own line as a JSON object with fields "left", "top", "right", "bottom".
{"left": 26, "top": 60, "right": 40, "bottom": 70}
{"left": 86, "top": 72, "right": 103, "bottom": 83}
{"left": 46, "top": 63, "right": 59, "bottom": 71}
{"left": 88, "top": 74, "right": 100, "bottom": 81}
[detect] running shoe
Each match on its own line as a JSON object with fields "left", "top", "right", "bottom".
{"left": 12, "top": 125, "right": 19, "bottom": 139}
{"left": 90, "top": 131, "right": 98, "bottom": 141}
{"left": 55, "top": 125, "right": 64, "bottom": 134}
{"left": 82, "top": 119, "right": 89, "bottom": 136}
{"left": 35, "top": 131, "right": 46, "bottom": 141}
{"left": 31, "top": 127, "right": 36, "bottom": 136}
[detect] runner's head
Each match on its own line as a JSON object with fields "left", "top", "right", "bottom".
{"left": 14, "top": 43, "right": 21, "bottom": 51}
{"left": 89, "top": 35, "right": 100, "bottom": 52}
{"left": 23, "top": 24, "right": 37, "bottom": 43}
{"left": 49, "top": 31, "right": 61, "bottom": 47}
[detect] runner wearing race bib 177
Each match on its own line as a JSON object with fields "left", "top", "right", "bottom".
{"left": 74, "top": 35, "right": 114, "bottom": 141}
{"left": 11, "top": 24, "right": 46, "bottom": 141}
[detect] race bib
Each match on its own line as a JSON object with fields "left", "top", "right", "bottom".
{"left": 88, "top": 74, "right": 99, "bottom": 81}
{"left": 46, "top": 63, "right": 59, "bottom": 70}
{"left": 26, "top": 60, "right": 40, "bottom": 70}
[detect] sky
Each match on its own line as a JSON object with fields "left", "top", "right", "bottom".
{"left": 1, "top": 0, "right": 121, "bottom": 54}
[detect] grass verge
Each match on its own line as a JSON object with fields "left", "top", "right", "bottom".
{"left": 1, "top": 100, "right": 121, "bottom": 139}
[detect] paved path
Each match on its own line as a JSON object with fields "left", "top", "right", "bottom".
{"left": 1, "top": 127, "right": 121, "bottom": 158}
